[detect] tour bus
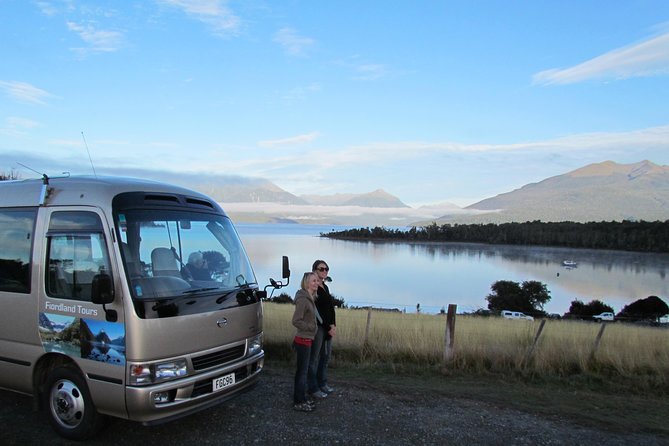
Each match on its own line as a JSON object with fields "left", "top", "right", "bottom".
{"left": 0, "top": 175, "right": 287, "bottom": 439}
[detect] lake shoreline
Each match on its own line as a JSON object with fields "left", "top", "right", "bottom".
{"left": 238, "top": 223, "right": 669, "bottom": 316}
{"left": 320, "top": 220, "right": 669, "bottom": 254}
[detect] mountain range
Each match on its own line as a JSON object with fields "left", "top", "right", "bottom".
{"left": 442, "top": 160, "right": 669, "bottom": 224}
{"left": 301, "top": 189, "right": 409, "bottom": 208}
{"left": 179, "top": 176, "right": 307, "bottom": 205}
{"left": 121, "top": 160, "right": 669, "bottom": 226}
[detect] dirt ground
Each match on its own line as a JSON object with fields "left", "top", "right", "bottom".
{"left": 1, "top": 361, "right": 667, "bottom": 446}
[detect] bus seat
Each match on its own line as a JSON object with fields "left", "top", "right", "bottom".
{"left": 151, "top": 247, "right": 180, "bottom": 277}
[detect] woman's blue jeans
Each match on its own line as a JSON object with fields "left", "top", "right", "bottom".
{"left": 308, "top": 326, "right": 331, "bottom": 393}
{"left": 293, "top": 341, "right": 311, "bottom": 404}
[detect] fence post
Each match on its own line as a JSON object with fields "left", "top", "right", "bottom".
{"left": 590, "top": 323, "right": 607, "bottom": 361}
{"left": 523, "top": 319, "right": 546, "bottom": 366}
{"left": 364, "top": 308, "right": 372, "bottom": 345}
{"left": 443, "top": 304, "right": 457, "bottom": 364}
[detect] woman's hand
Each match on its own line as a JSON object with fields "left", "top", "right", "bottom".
{"left": 328, "top": 325, "right": 336, "bottom": 337}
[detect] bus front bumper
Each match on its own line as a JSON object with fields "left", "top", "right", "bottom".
{"left": 125, "top": 352, "right": 264, "bottom": 425}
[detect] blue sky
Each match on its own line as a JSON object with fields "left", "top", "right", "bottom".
{"left": 2, "top": 0, "right": 669, "bottom": 207}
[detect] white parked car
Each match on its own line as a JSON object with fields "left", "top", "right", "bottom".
{"left": 592, "top": 312, "right": 615, "bottom": 322}
{"left": 501, "top": 310, "right": 534, "bottom": 321}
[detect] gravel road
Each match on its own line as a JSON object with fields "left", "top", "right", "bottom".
{"left": 1, "top": 362, "right": 666, "bottom": 446}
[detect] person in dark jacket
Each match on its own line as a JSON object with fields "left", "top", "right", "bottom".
{"left": 291, "top": 272, "right": 319, "bottom": 412}
{"left": 307, "top": 260, "right": 336, "bottom": 398}
{"left": 183, "top": 251, "right": 211, "bottom": 280}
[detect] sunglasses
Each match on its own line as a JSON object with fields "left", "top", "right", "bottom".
{"left": 317, "top": 267, "right": 329, "bottom": 272}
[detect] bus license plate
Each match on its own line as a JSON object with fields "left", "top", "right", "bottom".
{"left": 213, "top": 373, "right": 236, "bottom": 392}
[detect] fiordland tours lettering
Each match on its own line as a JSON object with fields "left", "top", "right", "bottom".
{"left": 45, "top": 301, "right": 98, "bottom": 316}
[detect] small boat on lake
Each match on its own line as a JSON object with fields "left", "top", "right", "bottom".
{"left": 562, "top": 260, "right": 578, "bottom": 268}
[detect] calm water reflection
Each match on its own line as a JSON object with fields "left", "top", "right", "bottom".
{"left": 236, "top": 224, "right": 669, "bottom": 315}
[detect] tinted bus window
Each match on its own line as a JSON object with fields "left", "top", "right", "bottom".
{"left": 0, "top": 208, "right": 36, "bottom": 293}
{"left": 45, "top": 211, "right": 111, "bottom": 302}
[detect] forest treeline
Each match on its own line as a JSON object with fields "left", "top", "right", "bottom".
{"left": 322, "top": 220, "right": 669, "bottom": 253}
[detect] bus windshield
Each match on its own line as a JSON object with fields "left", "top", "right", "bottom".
{"left": 115, "top": 208, "right": 257, "bottom": 318}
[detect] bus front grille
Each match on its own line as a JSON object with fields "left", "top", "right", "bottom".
{"left": 192, "top": 345, "right": 245, "bottom": 371}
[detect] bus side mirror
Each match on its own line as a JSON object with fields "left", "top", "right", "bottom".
{"left": 91, "top": 273, "right": 114, "bottom": 305}
{"left": 282, "top": 256, "right": 290, "bottom": 279}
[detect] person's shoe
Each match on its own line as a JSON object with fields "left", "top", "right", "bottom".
{"left": 320, "top": 384, "right": 335, "bottom": 393}
{"left": 309, "top": 390, "right": 328, "bottom": 399}
{"left": 293, "top": 402, "right": 314, "bottom": 412}
{"left": 306, "top": 398, "right": 316, "bottom": 407}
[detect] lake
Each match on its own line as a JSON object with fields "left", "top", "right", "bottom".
{"left": 236, "top": 223, "right": 669, "bottom": 315}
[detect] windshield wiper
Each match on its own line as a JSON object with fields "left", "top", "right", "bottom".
{"left": 182, "top": 287, "right": 220, "bottom": 295}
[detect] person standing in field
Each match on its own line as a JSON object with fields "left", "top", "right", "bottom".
{"left": 291, "top": 272, "right": 320, "bottom": 412}
{"left": 308, "top": 259, "right": 337, "bottom": 398}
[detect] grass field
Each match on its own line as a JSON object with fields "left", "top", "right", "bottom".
{"left": 262, "top": 302, "right": 669, "bottom": 392}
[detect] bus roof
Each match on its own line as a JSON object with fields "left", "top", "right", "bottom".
{"left": 0, "top": 175, "right": 224, "bottom": 213}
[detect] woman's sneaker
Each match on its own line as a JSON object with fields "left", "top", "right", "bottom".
{"left": 309, "top": 390, "right": 328, "bottom": 399}
{"left": 293, "top": 402, "right": 314, "bottom": 412}
{"left": 320, "top": 384, "right": 335, "bottom": 394}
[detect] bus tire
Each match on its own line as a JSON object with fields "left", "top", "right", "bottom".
{"left": 43, "top": 366, "right": 106, "bottom": 440}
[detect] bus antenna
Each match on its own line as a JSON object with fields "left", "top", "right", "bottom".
{"left": 81, "top": 131, "right": 98, "bottom": 178}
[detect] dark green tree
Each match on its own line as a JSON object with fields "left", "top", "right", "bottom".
{"left": 618, "top": 296, "right": 669, "bottom": 322}
{"left": 521, "top": 280, "right": 551, "bottom": 313}
{"left": 486, "top": 280, "right": 550, "bottom": 316}
{"left": 266, "top": 292, "right": 293, "bottom": 304}
{"left": 487, "top": 280, "right": 523, "bottom": 313}
{"left": 567, "top": 299, "right": 586, "bottom": 318}
{"left": 566, "top": 299, "right": 614, "bottom": 319}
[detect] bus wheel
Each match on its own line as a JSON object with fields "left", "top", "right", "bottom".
{"left": 43, "top": 367, "right": 105, "bottom": 440}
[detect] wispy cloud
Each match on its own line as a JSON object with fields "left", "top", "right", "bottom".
{"left": 7, "top": 116, "right": 39, "bottom": 128}
{"left": 470, "top": 125, "right": 669, "bottom": 153}
{"left": 160, "top": 0, "right": 241, "bottom": 36}
{"left": 35, "top": 1, "right": 59, "bottom": 16}
{"left": 281, "top": 82, "right": 321, "bottom": 102}
{"left": 353, "top": 63, "right": 388, "bottom": 81}
{"left": 0, "top": 117, "right": 39, "bottom": 137}
{"left": 273, "top": 27, "right": 315, "bottom": 56}
{"left": 48, "top": 138, "right": 89, "bottom": 149}
{"left": 227, "top": 124, "right": 669, "bottom": 179}
{"left": 67, "top": 21, "right": 124, "bottom": 54}
{"left": 258, "top": 132, "right": 321, "bottom": 148}
{"left": 0, "top": 80, "right": 53, "bottom": 105}
{"left": 534, "top": 29, "right": 669, "bottom": 85}
{"left": 220, "top": 202, "right": 476, "bottom": 219}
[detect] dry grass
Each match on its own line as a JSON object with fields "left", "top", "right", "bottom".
{"left": 262, "top": 302, "right": 669, "bottom": 389}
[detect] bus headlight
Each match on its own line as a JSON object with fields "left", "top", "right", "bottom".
{"left": 129, "top": 359, "right": 188, "bottom": 385}
{"left": 248, "top": 334, "right": 263, "bottom": 357}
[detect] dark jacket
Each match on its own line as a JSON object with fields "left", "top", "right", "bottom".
{"left": 315, "top": 283, "right": 336, "bottom": 339}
